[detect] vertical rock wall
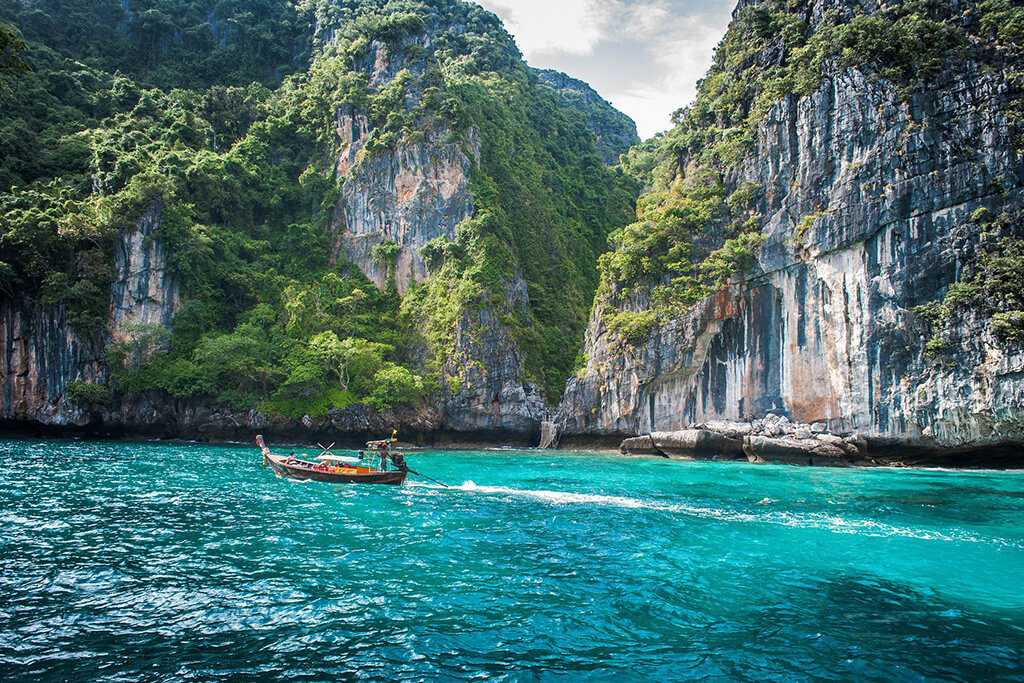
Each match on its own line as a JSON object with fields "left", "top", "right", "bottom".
{"left": 442, "top": 277, "right": 545, "bottom": 435}
{"left": 560, "top": 59, "right": 1024, "bottom": 450}
{"left": 0, "top": 300, "right": 104, "bottom": 426}
{"left": 110, "top": 198, "right": 181, "bottom": 337}
{"left": 0, "top": 200, "right": 179, "bottom": 427}
{"left": 332, "top": 39, "right": 479, "bottom": 295}
{"left": 331, "top": 39, "right": 543, "bottom": 435}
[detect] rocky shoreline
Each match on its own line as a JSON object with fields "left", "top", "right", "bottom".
{"left": 617, "top": 413, "right": 1024, "bottom": 468}
{"left": 4, "top": 416, "right": 1024, "bottom": 468}
{"left": 8, "top": 407, "right": 1024, "bottom": 469}
{"left": 0, "top": 401, "right": 544, "bottom": 451}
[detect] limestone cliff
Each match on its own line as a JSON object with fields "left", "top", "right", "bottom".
{"left": 441, "top": 276, "right": 545, "bottom": 434}
{"left": 0, "top": 0, "right": 633, "bottom": 444}
{"left": 1, "top": 199, "right": 178, "bottom": 426}
{"left": 0, "top": 300, "right": 103, "bottom": 427}
{"left": 110, "top": 198, "right": 181, "bottom": 337}
{"left": 559, "top": 0, "right": 1024, "bottom": 458}
{"left": 532, "top": 68, "right": 640, "bottom": 165}
{"left": 332, "top": 38, "right": 478, "bottom": 295}
{"left": 328, "top": 35, "right": 543, "bottom": 435}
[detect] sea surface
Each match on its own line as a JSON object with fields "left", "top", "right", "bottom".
{"left": 1, "top": 438, "right": 1023, "bottom": 682}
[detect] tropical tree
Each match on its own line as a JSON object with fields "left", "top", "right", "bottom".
{"left": 0, "top": 23, "right": 29, "bottom": 94}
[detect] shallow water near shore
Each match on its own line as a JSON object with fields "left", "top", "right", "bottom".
{"left": 1, "top": 438, "right": 1023, "bottom": 681}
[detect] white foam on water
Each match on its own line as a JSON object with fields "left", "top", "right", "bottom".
{"left": 421, "top": 481, "right": 1024, "bottom": 550}
{"left": 458, "top": 482, "right": 654, "bottom": 509}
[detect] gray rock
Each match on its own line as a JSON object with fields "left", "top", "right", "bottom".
{"left": 442, "top": 305, "right": 545, "bottom": 434}
{"left": 704, "top": 420, "right": 753, "bottom": 439}
{"left": 844, "top": 434, "right": 869, "bottom": 455}
{"left": 744, "top": 435, "right": 856, "bottom": 466}
{"left": 620, "top": 435, "right": 660, "bottom": 456}
{"left": 539, "top": 421, "right": 559, "bottom": 449}
{"left": 332, "top": 40, "right": 479, "bottom": 295}
{"left": 111, "top": 198, "right": 181, "bottom": 334}
{"left": 650, "top": 430, "right": 745, "bottom": 460}
{"left": 249, "top": 409, "right": 269, "bottom": 429}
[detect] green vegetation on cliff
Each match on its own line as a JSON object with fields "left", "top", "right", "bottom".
{"left": 0, "top": 0, "right": 635, "bottom": 415}
{"left": 915, "top": 212, "right": 1024, "bottom": 345}
{"left": 599, "top": 0, "right": 1024, "bottom": 342}
{"left": 0, "top": 21, "right": 27, "bottom": 92}
{"left": 532, "top": 68, "right": 640, "bottom": 165}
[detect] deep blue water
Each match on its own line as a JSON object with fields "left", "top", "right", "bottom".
{"left": 1, "top": 438, "right": 1023, "bottom": 681}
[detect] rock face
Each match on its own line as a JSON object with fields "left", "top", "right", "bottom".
{"left": 99, "top": 393, "right": 447, "bottom": 445}
{"left": 110, "top": 198, "right": 181, "bottom": 337}
{"left": 0, "top": 300, "right": 104, "bottom": 426}
{"left": 650, "top": 430, "right": 745, "bottom": 460}
{"left": 1, "top": 200, "right": 180, "bottom": 426}
{"left": 441, "top": 279, "right": 545, "bottom": 436}
{"left": 559, "top": 6, "right": 1024, "bottom": 458}
{"left": 332, "top": 39, "right": 478, "bottom": 295}
{"left": 331, "top": 37, "right": 543, "bottom": 436}
{"left": 532, "top": 68, "right": 640, "bottom": 165}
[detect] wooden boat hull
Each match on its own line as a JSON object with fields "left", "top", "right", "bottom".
{"left": 266, "top": 453, "right": 407, "bottom": 486}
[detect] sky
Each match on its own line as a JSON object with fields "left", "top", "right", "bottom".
{"left": 474, "top": 0, "right": 737, "bottom": 140}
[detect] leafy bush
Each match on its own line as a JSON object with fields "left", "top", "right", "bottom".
{"left": 0, "top": 22, "right": 28, "bottom": 93}
{"left": 978, "top": 0, "right": 1024, "bottom": 45}
{"left": 368, "top": 363, "right": 423, "bottom": 411}
{"left": 606, "top": 310, "right": 659, "bottom": 344}
{"left": 992, "top": 311, "right": 1024, "bottom": 341}
{"left": 700, "top": 232, "right": 765, "bottom": 287}
{"left": 972, "top": 207, "right": 995, "bottom": 224}
{"left": 924, "top": 337, "right": 950, "bottom": 356}
{"left": 261, "top": 386, "right": 357, "bottom": 420}
{"left": 65, "top": 380, "right": 109, "bottom": 406}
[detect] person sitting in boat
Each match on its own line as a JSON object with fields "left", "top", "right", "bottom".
{"left": 390, "top": 451, "right": 408, "bottom": 471}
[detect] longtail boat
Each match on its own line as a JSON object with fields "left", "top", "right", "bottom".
{"left": 257, "top": 434, "right": 408, "bottom": 486}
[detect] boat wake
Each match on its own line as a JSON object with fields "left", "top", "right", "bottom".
{"left": 408, "top": 481, "right": 1023, "bottom": 548}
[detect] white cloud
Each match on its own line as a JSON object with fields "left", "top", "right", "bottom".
{"left": 478, "top": 0, "right": 609, "bottom": 55}
{"left": 620, "top": 7, "right": 730, "bottom": 136}
{"left": 475, "top": 0, "right": 735, "bottom": 139}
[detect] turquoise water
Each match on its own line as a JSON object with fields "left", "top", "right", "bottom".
{"left": 1, "top": 439, "right": 1023, "bottom": 681}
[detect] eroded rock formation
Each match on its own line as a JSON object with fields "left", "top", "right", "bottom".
{"left": 0, "top": 300, "right": 103, "bottom": 426}
{"left": 110, "top": 198, "right": 181, "bottom": 337}
{"left": 331, "top": 37, "right": 543, "bottom": 437}
{"left": 331, "top": 39, "right": 478, "bottom": 295}
{"left": 559, "top": 5, "right": 1024, "bottom": 460}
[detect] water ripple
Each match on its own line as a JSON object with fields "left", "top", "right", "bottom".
{"left": 1, "top": 439, "right": 1023, "bottom": 681}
